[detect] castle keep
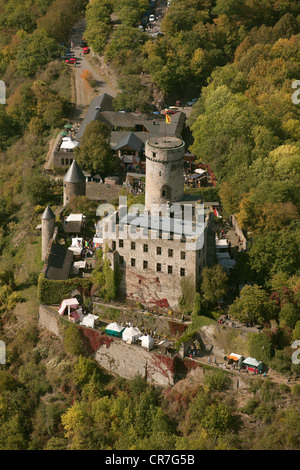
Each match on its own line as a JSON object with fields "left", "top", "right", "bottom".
{"left": 103, "top": 136, "right": 210, "bottom": 309}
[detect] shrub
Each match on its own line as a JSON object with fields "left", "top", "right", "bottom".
{"left": 291, "top": 384, "right": 300, "bottom": 396}
{"left": 203, "top": 370, "right": 232, "bottom": 392}
{"left": 38, "top": 273, "right": 92, "bottom": 304}
{"left": 63, "top": 324, "right": 85, "bottom": 356}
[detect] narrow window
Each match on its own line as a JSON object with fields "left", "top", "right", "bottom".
{"left": 131, "top": 258, "right": 136, "bottom": 267}
{"left": 168, "top": 266, "right": 173, "bottom": 274}
{"left": 180, "top": 268, "right": 185, "bottom": 277}
{"left": 156, "top": 263, "right": 161, "bottom": 272}
{"left": 143, "top": 260, "right": 148, "bottom": 269}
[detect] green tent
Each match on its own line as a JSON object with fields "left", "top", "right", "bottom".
{"left": 242, "top": 357, "right": 264, "bottom": 373}
{"left": 105, "top": 322, "right": 125, "bottom": 338}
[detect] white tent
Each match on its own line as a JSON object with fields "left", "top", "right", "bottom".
{"left": 69, "top": 237, "right": 83, "bottom": 255}
{"left": 66, "top": 214, "right": 85, "bottom": 223}
{"left": 122, "top": 326, "right": 142, "bottom": 344}
{"left": 60, "top": 137, "right": 79, "bottom": 150}
{"left": 106, "top": 322, "right": 124, "bottom": 333}
{"left": 82, "top": 313, "right": 99, "bottom": 328}
{"left": 71, "top": 260, "right": 87, "bottom": 274}
{"left": 93, "top": 237, "right": 103, "bottom": 247}
{"left": 140, "top": 335, "right": 155, "bottom": 350}
{"left": 58, "top": 298, "right": 79, "bottom": 316}
{"left": 195, "top": 168, "right": 207, "bottom": 175}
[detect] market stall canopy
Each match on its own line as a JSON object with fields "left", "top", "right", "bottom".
{"left": 228, "top": 353, "right": 242, "bottom": 361}
{"left": 140, "top": 335, "right": 155, "bottom": 350}
{"left": 93, "top": 237, "right": 103, "bottom": 248}
{"left": 60, "top": 137, "right": 79, "bottom": 150}
{"left": 82, "top": 314, "right": 99, "bottom": 329}
{"left": 122, "top": 326, "right": 142, "bottom": 343}
{"left": 195, "top": 168, "right": 207, "bottom": 175}
{"left": 68, "top": 237, "right": 83, "bottom": 256}
{"left": 242, "top": 357, "right": 264, "bottom": 372}
{"left": 106, "top": 322, "right": 125, "bottom": 337}
{"left": 58, "top": 298, "right": 79, "bottom": 315}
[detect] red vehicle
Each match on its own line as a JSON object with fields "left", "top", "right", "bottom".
{"left": 164, "top": 109, "right": 178, "bottom": 114}
{"left": 66, "top": 58, "right": 76, "bottom": 64}
{"left": 83, "top": 47, "right": 89, "bottom": 54}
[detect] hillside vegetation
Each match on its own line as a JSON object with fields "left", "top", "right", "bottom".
{"left": 0, "top": 0, "right": 299, "bottom": 450}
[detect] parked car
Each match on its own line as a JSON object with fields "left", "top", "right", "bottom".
{"left": 149, "top": 14, "right": 155, "bottom": 22}
{"left": 83, "top": 47, "right": 89, "bottom": 54}
{"left": 164, "top": 109, "right": 178, "bottom": 114}
{"left": 66, "top": 58, "right": 76, "bottom": 64}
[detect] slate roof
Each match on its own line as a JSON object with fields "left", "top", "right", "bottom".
{"left": 115, "top": 132, "right": 144, "bottom": 152}
{"left": 63, "top": 160, "right": 86, "bottom": 183}
{"left": 74, "top": 92, "right": 186, "bottom": 149}
{"left": 119, "top": 213, "right": 205, "bottom": 238}
{"left": 64, "top": 220, "right": 83, "bottom": 233}
{"left": 41, "top": 206, "right": 55, "bottom": 220}
{"left": 75, "top": 93, "right": 114, "bottom": 141}
{"left": 44, "top": 243, "right": 73, "bottom": 280}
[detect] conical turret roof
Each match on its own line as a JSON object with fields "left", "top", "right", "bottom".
{"left": 63, "top": 160, "right": 86, "bottom": 183}
{"left": 41, "top": 206, "right": 55, "bottom": 220}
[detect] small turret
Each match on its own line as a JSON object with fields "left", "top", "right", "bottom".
{"left": 63, "top": 160, "right": 86, "bottom": 206}
{"left": 41, "top": 206, "right": 55, "bottom": 261}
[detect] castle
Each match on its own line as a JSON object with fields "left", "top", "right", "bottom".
{"left": 102, "top": 136, "right": 212, "bottom": 309}
{"left": 41, "top": 144, "right": 213, "bottom": 308}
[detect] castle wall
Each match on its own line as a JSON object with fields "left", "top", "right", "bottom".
{"left": 37, "top": 305, "right": 176, "bottom": 386}
{"left": 95, "top": 340, "right": 175, "bottom": 387}
{"left": 38, "top": 305, "right": 62, "bottom": 338}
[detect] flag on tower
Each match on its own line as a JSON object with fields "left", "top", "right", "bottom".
{"left": 166, "top": 114, "right": 171, "bottom": 124}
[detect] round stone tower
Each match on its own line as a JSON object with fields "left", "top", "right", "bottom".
{"left": 145, "top": 136, "right": 185, "bottom": 211}
{"left": 41, "top": 206, "right": 55, "bottom": 261}
{"left": 63, "top": 160, "right": 86, "bottom": 206}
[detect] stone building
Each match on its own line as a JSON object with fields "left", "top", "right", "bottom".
{"left": 63, "top": 160, "right": 86, "bottom": 206}
{"left": 102, "top": 136, "right": 212, "bottom": 309}
{"left": 145, "top": 136, "right": 185, "bottom": 210}
{"left": 41, "top": 206, "right": 55, "bottom": 261}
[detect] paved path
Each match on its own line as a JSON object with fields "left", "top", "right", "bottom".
{"left": 69, "top": 18, "right": 119, "bottom": 119}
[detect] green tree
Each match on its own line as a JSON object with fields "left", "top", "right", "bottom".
{"left": 201, "top": 265, "right": 228, "bottom": 307}
{"left": 228, "top": 284, "right": 278, "bottom": 326}
{"left": 72, "top": 356, "right": 100, "bottom": 389}
{"left": 247, "top": 332, "right": 274, "bottom": 364}
{"left": 63, "top": 324, "right": 85, "bottom": 356}
{"left": 25, "top": 172, "right": 51, "bottom": 206}
{"left": 17, "top": 29, "right": 59, "bottom": 77}
{"left": 113, "top": 75, "right": 151, "bottom": 113}
{"left": 279, "top": 303, "right": 299, "bottom": 329}
{"left": 75, "top": 121, "right": 116, "bottom": 176}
